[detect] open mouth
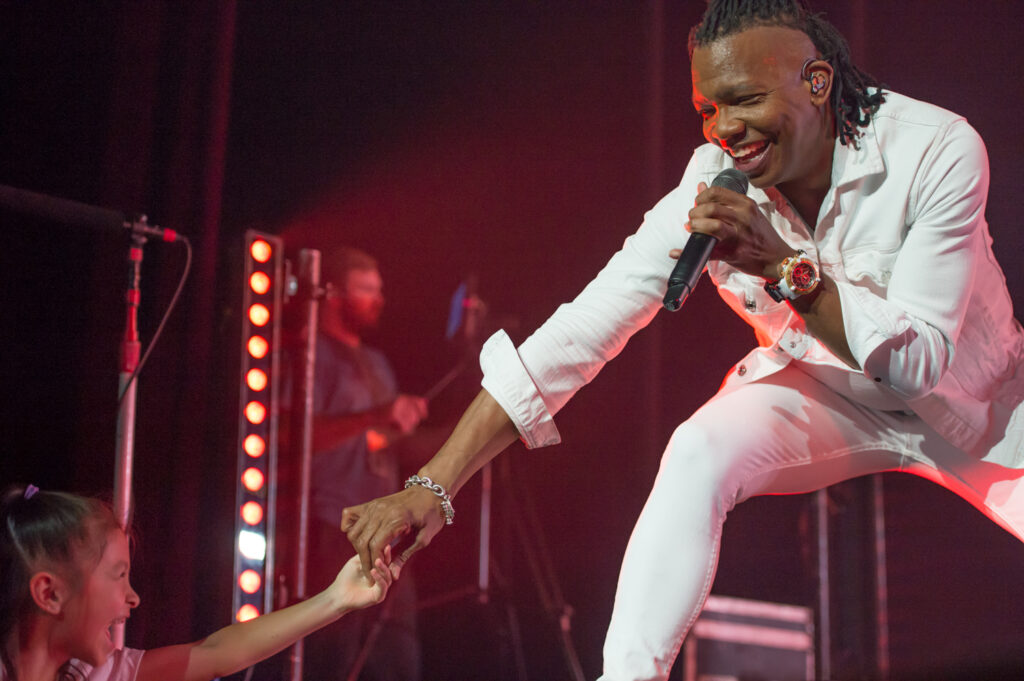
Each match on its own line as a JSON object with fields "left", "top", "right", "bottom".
{"left": 729, "top": 140, "right": 769, "bottom": 174}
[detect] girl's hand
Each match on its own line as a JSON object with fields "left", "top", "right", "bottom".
{"left": 333, "top": 545, "right": 397, "bottom": 611}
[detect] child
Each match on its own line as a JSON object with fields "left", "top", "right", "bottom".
{"left": 0, "top": 485, "right": 396, "bottom": 681}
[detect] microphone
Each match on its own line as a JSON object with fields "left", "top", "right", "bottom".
{"left": 662, "top": 168, "right": 748, "bottom": 311}
{"left": 0, "top": 183, "right": 180, "bottom": 242}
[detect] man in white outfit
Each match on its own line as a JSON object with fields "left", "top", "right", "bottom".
{"left": 339, "top": 1, "right": 1024, "bottom": 679}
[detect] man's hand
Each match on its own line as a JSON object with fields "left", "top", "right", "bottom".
{"left": 341, "top": 486, "right": 445, "bottom": 576}
{"left": 677, "top": 181, "right": 793, "bottom": 278}
{"left": 389, "top": 394, "right": 428, "bottom": 435}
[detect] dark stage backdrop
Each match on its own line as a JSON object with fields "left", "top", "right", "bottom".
{"left": 3, "top": 2, "right": 1023, "bottom": 680}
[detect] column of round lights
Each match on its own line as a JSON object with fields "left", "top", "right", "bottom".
{"left": 233, "top": 234, "right": 281, "bottom": 624}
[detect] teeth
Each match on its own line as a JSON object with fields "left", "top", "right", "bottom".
{"left": 732, "top": 142, "right": 766, "bottom": 160}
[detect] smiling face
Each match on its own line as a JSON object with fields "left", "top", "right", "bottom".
{"left": 691, "top": 25, "right": 834, "bottom": 194}
{"left": 56, "top": 528, "right": 140, "bottom": 667}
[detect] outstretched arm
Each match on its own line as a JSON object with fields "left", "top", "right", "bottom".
{"left": 135, "top": 552, "right": 394, "bottom": 681}
{"left": 342, "top": 388, "right": 520, "bottom": 575}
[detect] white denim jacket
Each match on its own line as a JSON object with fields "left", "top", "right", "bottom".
{"left": 480, "top": 91, "right": 1024, "bottom": 467}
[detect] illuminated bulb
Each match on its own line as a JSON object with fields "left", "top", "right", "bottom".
{"left": 239, "top": 569, "right": 262, "bottom": 594}
{"left": 248, "top": 304, "right": 270, "bottom": 327}
{"left": 245, "top": 401, "right": 266, "bottom": 424}
{"left": 236, "top": 604, "right": 260, "bottom": 622}
{"left": 247, "top": 335, "right": 268, "bottom": 359}
{"left": 250, "top": 271, "right": 271, "bottom": 295}
{"left": 238, "top": 530, "right": 266, "bottom": 560}
{"left": 250, "top": 240, "right": 272, "bottom": 263}
{"left": 242, "top": 467, "right": 265, "bottom": 492}
{"left": 246, "top": 369, "right": 267, "bottom": 392}
{"left": 243, "top": 434, "right": 265, "bottom": 458}
{"left": 241, "top": 501, "right": 264, "bottom": 525}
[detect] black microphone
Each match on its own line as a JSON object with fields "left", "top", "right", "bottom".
{"left": 0, "top": 183, "right": 180, "bottom": 242}
{"left": 662, "top": 168, "right": 748, "bottom": 311}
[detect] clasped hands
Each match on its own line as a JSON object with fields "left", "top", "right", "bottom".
{"left": 341, "top": 484, "right": 446, "bottom": 577}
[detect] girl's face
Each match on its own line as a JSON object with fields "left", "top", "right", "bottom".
{"left": 57, "top": 528, "right": 140, "bottom": 666}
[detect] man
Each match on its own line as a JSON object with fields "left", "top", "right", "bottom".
{"left": 340, "top": 2, "right": 1024, "bottom": 680}
{"left": 303, "top": 247, "right": 427, "bottom": 681}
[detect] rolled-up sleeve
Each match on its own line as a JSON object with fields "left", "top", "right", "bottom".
{"left": 839, "top": 119, "right": 990, "bottom": 399}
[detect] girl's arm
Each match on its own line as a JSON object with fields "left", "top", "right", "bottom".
{"left": 135, "top": 551, "right": 393, "bottom": 681}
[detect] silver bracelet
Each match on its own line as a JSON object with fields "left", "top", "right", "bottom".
{"left": 404, "top": 475, "right": 455, "bottom": 525}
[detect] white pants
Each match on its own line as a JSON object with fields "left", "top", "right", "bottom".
{"left": 599, "top": 363, "right": 1024, "bottom": 681}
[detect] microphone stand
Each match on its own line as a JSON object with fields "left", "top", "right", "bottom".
{"left": 1, "top": 185, "right": 183, "bottom": 648}
{"left": 112, "top": 224, "right": 150, "bottom": 648}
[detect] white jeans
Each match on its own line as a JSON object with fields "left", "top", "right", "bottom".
{"left": 598, "top": 363, "right": 1024, "bottom": 681}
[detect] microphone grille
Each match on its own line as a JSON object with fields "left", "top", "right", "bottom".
{"left": 712, "top": 168, "right": 749, "bottom": 195}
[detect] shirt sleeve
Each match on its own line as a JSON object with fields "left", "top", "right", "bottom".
{"left": 838, "top": 118, "right": 990, "bottom": 399}
{"left": 480, "top": 152, "right": 715, "bottom": 448}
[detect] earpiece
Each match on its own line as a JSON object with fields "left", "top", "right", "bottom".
{"left": 802, "top": 58, "right": 829, "bottom": 96}
{"left": 809, "top": 71, "right": 827, "bottom": 95}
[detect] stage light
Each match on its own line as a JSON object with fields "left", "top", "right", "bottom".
{"left": 247, "top": 335, "right": 268, "bottom": 359}
{"left": 242, "top": 467, "right": 265, "bottom": 492}
{"left": 250, "top": 239, "right": 272, "bottom": 263}
{"left": 234, "top": 230, "right": 283, "bottom": 626}
{"left": 250, "top": 271, "right": 271, "bottom": 295}
{"left": 248, "top": 303, "right": 270, "bottom": 326}
{"left": 236, "top": 604, "right": 260, "bottom": 622}
{"left": 238, "top": 530, "right": 266, "bottom": 561}
{"left": 241, "top": 501, "right": 264, "bottom": 526}
{"left": 239, "top": 569, "right": 262, "bottom": 594}
{"left": 245, "top": 400, "right": 267, "bottom": 424}
{"left": 243, "top": 434, "right": 265, "bottom": 458}
{"left": 246, "top": 368, "right": 267, "bottom": 391}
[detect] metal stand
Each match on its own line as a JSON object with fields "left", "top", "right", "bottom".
{"left": 287, "top": 249, "right": 323, "bottom": 681}
{"left": 112, "top": 232, "right": 146, "bottom": 649}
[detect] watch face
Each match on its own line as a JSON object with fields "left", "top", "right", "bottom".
{"left": 790, "top": 261, "right": 817, "bottom": 291}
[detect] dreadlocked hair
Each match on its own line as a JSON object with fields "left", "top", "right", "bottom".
{"left": 688, "top": 0, "right": 886, "bottom": 147}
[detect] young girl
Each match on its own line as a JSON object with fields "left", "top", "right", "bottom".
{"left": 1, "top": 485, "right": 395, "bottom": 681}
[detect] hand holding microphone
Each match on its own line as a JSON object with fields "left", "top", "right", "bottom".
{"left": 663, "top": 168, "right": 748, "bottom": 311}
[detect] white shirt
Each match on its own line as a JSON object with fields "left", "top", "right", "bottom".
{"left": 480, "top": 91, "right": 1024, "bottom": 467}
{"left": 74, "top": 648, "right": 144, "bottom": 681}
{"left": 0, "top": 649, "right": 143, "bottom": 681}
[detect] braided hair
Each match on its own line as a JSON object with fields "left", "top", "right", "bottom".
{"left": 1, "top": 486, "right": 121, "bottom": 681}
{"left": 688, "top": 0, "right": 885, "bottom": 147}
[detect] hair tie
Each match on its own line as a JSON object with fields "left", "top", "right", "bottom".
{"left": 24, "top": 484, "right": 40, "bottom": 500}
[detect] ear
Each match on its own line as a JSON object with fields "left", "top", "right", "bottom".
{"left": 802, "top": 58, "right": 834, "bottom": 105}
{"left": 29, "top": 571, "right": 70, "bottom": 616}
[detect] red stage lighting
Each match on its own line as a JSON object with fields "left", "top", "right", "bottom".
{"left": 248, "top": 303, "right": 270, "bottom": 327}
{"left": 241, "top": 501, "right": 264, "bottom": 525}
{"left": 243, "top": 434, "right": 265, "bottom": 458}
{"left": 242, "top": 467, "right": 265, "bottom": 492}
{"left": 250, "top": 240, "right": 272, "bottom": 263}
{"left": 247, "top": 335, "right": 269, "bottom": 359}
{"left": 236, "top": 604, "right": 260, "bottom": 622}
{"left": 245, "top": 400, "right": 267, "bottom": 425}
{"left": 250, "top": 271, "right": 271, "bottom": 295}
{"left": 246, "top": 369, "right": 268, "bottom": 392}
{"left": 235, "top": 230, "right": 284, "bottom": 626}
{"left": 239, "top": 569, "right": 262, "bottom": 594}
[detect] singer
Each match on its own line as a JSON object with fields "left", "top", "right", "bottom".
{"left": 341, "top": 2, "right": 1024, "bottom": 679}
